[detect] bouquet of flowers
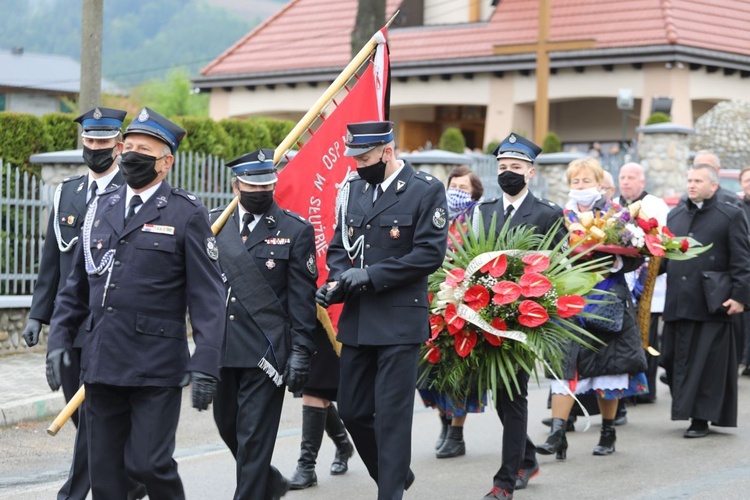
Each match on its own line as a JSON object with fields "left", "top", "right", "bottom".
{"left": 564, "top": 200, "right": 710, "bottom": 260}
{"left": 423, "top": 216, "right": 610, "bottom": 402}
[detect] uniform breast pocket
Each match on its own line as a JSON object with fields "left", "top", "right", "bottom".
{"left": 254, "top": 245, "right": 290, "bottom": 280}
{"left": 380, "top": 214, "right": 413, "bottom": 248}
{"left": 131, "top": 236, "right": 178, "bottom": 276}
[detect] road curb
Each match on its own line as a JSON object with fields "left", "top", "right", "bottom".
{"left": 1, "top": 393, "right": 65, "bottom": 428}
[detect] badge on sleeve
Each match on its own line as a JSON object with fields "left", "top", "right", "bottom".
{"left": 206, "top": 237, "right": 219, "bottom": 260}
{"left": 306, "top": 254, "right": 316, "bottom": 275}
{"left": 432, "top": 207, "right": 447, "bottom": 229}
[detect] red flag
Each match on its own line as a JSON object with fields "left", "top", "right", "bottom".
{"left": 276, "top": 29, "right": 390, "bottom": 328}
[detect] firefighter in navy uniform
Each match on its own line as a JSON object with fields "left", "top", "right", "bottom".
{"left": 317, "top": 121, "right": 448, "bottom": 500}
{"left": 21, "top": 106, "right": 135, "bottom": 500}
{"left": 46, "top": 108, "right": 226, "bottom": 500}
{"left": 473, "top": 134, "right": 565, "bottom": 500}
{"left": 209, "top": 149, "right": 317, "bottom": 500}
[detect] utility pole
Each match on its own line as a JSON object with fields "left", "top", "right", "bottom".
{"left": 351, "top": 0, "right": 385, "bottom": 57}
{"left": 78, "top": 0, "right": 103, "bottom": 148}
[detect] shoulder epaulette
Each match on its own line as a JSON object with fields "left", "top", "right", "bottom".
{"left": 171, "top": 187, "right": 201, "bottom": 206}
{"left": 61, "top": 174, "right": 85, "bottom": 183}
{"left": 98, "top": 184, "right": 119, "bottom": 196}
{"left": 346, "top": 172, "right": 360, "bottom": 182}
{"left": 537, "top": 197, "right": 561, "bottom": 210}
{"left": 209, "top": 205, "right": 226, "bottom": 214}
{"left": 284, "top": 208, "right": 308, "bottom": 224}
{"left": 413, "top": 171, "right": 440, "bottom": 184}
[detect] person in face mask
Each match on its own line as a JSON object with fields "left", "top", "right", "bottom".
{"left": 473, "top": 133, "right": 566, "bottom": 499}
{"left": 317, "top": 121, "right": 448, "bottom": 498}
{"left": 210, "top": 149, "right": 318, "bottom": 498}
{"left": 47, "top": 107, "right": 227, "bottom": 500}
{"left": 21, "top": 106, "right": 145, "bottom": 500}
{"left": 565, "top": 157, "right": 606, "bottom": 213}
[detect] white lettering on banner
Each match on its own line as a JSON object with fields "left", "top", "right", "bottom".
{"left": 321, "top": 140, "right": 342, "bottom": 171}
{"left": 314, "top": 173, "right": 326, "bottom": 192}
{"left": 308, "top": 196, "right": 328, "bottom": 256}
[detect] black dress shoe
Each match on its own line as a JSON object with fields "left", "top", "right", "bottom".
{"left": 684, "top": 420, "right": 709, "bottom": 438}
{"left": 659, "top": 373, "right": 669, "bottom": 385}
{"left": 742, "top": 365, "right": 750, "bottom": 377}
{"left": 405, "top": 469, "right": 415, "bottom": 490}
{"left": 483, "top": 485, "right": 513, "bottom": 499}
{"left": 514, "top": 462, "right": 539, "bottom": 490}
{"left": 541, "top": 416, "right": 575, "bottom": 431}
{"left": 126, "top": 483, "right": 147, "bottom": 500}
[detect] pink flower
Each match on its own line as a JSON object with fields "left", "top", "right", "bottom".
{"left": 556, "top": 295, "right": 586, "bottom": 318}
{"left": 445, "top": 268, "right": 466, "bottom": 287}
{"left": 517, "top": 300, "right": 549, "bottom": 327}
{"left": 492, "top": 281, "right": 522, "bottom": 305}
{"left": 464, "top": 285, "right": 490, "bottom": 311}
{"left": 444, "top": 303, "right": 465, "bottom": 335}
{"left": 480, "top": 254, "right": 508, "bottom": 277}
{"left": 454, "top": 329, "right": 478, "bottom": 358}
{"left": 522, "top": 254, "right": 550, "bottom": 273}
{"left": 519, "top": 273, "right": 552, "bottom": 297}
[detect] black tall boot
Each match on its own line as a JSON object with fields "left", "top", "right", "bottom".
{"left": 593, "top": 419, "right": 616, "bottom": 455}
{"left": 536, "top": 417, "right": 568, "bottom": 460}
{"left": 436, "top": 425, "right": 466, "bottom": 458}
{"left": 435, "top": 413, "right": 451, "bottom": 450}
{"left": 324, "top": 403, "right": 354, "bottom": 475}
{"left": 289, "top": 406, "right": 328, "bottom": 489}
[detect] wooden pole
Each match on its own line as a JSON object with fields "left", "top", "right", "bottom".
{"left": 48, "top": 13, "right": 400, "bottom": 435}
{"left": 534, "top": 0, "right": 551, "bottom": 143}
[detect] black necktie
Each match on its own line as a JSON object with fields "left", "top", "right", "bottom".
{"left": 373, "top": 185, "right": 384, "bottom": 205}
{"left": 504, "top": 204, "right": 514, "bottom": 220}
{"left": 87, "top": 182, "right": 98, "bottom": 204}
{"left": 240, "top": 213, "right": 252, "bottom": 238}
{"left": 125, "top": 195, "right": 143, "bottom": 226}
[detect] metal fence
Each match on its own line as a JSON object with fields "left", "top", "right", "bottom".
{"left": 0, "top": 152, "right": 233, "bottom": 296}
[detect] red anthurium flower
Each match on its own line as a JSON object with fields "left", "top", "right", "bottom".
{"left": 645, "top": 234, "right": 666, "bottom": 257}
{"left": 428, "top": 292, "right": 434, "bottom": 304}
{"left": 492, "top": 281, "right": 522, "bottom": 305}
{"left": 445, "top": 268, "right": 466, "bottom": 287}
{"left": 680, "top": 238, "right": 689, "bottom": 253}
{"left": 661, "top": 226, "right": 674, "bottom": 238}
{"left": 483, "top": 330, "right": 504, "bottom": 346}
{"left": 491, "top": 317, "right": 508, "bottom": 331}
{"left": 649, "top": 217, "right": 659, "bottom": 230}
{"left": 454, "top": 329, "right": 478, "bottom": 358}
{"left": 444, "top": 303, "right": 465, "bottom": 334}
{"left": 426, "top": 344, "right": 441, "bottom": 364}
{"left": 429, "top": 314, "right": 445, "bottom": 340}
{"left": 517, "top": 300, "right": 549, "bottom": 327}
{"left": 636, "top": 217, "right": 651, "bottom": 233}
{"left": 556, "top": 295, "right": 586, "bottom": 318}
{"left": 522, "top": 254, "right": 550, "bottom": 273}
{"left": 480, "top": 254, "right": 508, "bottom": 277}
{"left": 519, "top": 273, "right": 552, "bottom": 297}
{"left": 464, "top": 285, "right": 490, "bottom": 311}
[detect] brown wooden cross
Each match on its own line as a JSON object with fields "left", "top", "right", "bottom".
{"left": 493, "top": 0, "right": 595, "bottom": 143}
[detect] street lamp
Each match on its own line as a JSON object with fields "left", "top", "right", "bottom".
{"left": 617, "top": 89, "right": 634, "bottom": 164}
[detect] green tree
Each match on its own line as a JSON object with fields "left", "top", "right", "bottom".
{"left": 172, "top": 116, "right": 230, "bottom": 157}
{"left": 130, "top": 69, "right": 208, "bottom": 118}
{"left": 42, "top": 113, "right": 78, "bottom": 151}
{"left": 220, "top": 119, "right": 272, "bottom": 159}
{"left": 439, "top": 127, "right": 466, "bottom": 154}
{"left": 541, "top": 132, "right": 562, "bottom": 153}
{"left": 645, "top": 112, "right": 671, "bottom": 125}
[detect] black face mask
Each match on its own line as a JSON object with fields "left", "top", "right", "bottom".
{"left": 119, "top": 151, "right": 163, "bottom": 190}
{"left": 356, "top": 152, "right": 387, "bottom": 186}
{"left": 497, "top": 170, "right": 527, "bottom": 196}
{"left": 240, "top": 190, "right": 274, "bottom": 215}
{"left": 83, "top": 145, "right": 117, "bottom": 174}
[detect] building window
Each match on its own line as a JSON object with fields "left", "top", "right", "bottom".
{"left": 0, "top": 94, "right": 5, "bottom": 111}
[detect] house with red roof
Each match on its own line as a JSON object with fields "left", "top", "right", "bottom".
{"left": 195, "top": 0, "right": 750, "bottom": 152}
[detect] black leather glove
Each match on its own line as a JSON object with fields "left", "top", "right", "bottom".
{"left": 316, "top": 283, "right": 345, "bottom": 307}
{"left": 339, "top": 268, "right": 371, "bottom": 293}
{"left": 284, "top": 345, "right": 311, "bottom": 393}
{"left": 190, "top": 372, "right": 218, "bottom": 411}
{"left": 46, "top": 348, "right": 71, "bottom": 391}
{"left": 22, "top": 319, "right": 42, "bottom": 347}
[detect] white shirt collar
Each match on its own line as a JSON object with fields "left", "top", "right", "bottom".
{"left": 378, "top": 161, "right": 405, "bottom": 194}
{"left": 237, "top": 203, "right": 262, "bottom": 231}
{"left": 503, "top": 190, "right": 529, "bottom": 212}
{"left": 88, "top": 168, "right": 120, "bottom": 195}
{"left": 125, "top": 181, "right": 162, "bottom": 209}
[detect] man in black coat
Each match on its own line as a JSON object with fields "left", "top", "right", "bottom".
{"left": 473, "top": 134, "right": 564, "bottom": 500}
{"left": 210, "top": 148, "right": 317, "bottom": 500}
{"left": 317, "top": 121, "right": 448, "bottom": 499}
{"left": 22, "top": 106, "right": 131, "bottom": 500}
{"left": 47, "top": 108, "right": 226, "bottom": 499}
{"left": 662, "top": 163, "right": 750, "bottom": 438}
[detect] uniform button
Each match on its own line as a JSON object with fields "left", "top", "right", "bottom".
{"left": 383, "top": 284, "right": 388, "bottom": 289}
{"left": 364, "top": 264, "right": 369, "bottom": 268}
{"left": 119, "top": 239, "right": 126, "bottom": 245}
{"left": 394, "top": 220, "right": 398, "bottom": 224}
{"left": 106, "top": 306, "right": 113, "bottom": 312}
{"left": 349, "top": 219, "right": 354, "bottom": 223}
{"left": 114, "top": 260, "right": 121, "bottom": 266}
{"left": 153, "top": 242, "right": 159, "bottom": 247}
{"left": 229, "top": 315, "right": 235, "bottom": 321}
{"left": 688, "top": 232, "right": 693, "bottom": 237}
{"left": 414, "top": 298, "right": 419, "bottom": 303}
{"left": 230, "top": 297, "right": 237, "bottom": 303}
{"left": 108, "top": 283, "right": 116, "bottom": 289}
{"left": 160, "top": 328, "right": 165, "bottom": 333}
{"left": 681, "top": 276, "right": 687, "bottom": 281}
{"left": 366, "top": 224, "right": 371, "bottom": 230}
{"left": 270, "top": 251, "right": 275, "bottom": 255}
{"left": 366, "top": 244, "right": 370, "bottom": 249}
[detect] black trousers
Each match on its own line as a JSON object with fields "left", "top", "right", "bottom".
{"left": 213, "top": 367, "right": 285, "bottom": 500}
{"left": 338, "top": 343, "right": 420, "bottom": 500}
{"left": 85, "top": 383, "right": 183, "bottom": 500}
{"left": 493, "top": 371, "right": 535, "bottom": 492}
{"left": 57, "top": 348, "right": 90, "bottom": 500}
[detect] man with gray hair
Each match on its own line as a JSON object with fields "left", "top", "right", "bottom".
{"left": 661, "top": 163, "right": 750, "bottom": 438}
{"left": 693, "top": 150, "right": 742, "bottom": 208}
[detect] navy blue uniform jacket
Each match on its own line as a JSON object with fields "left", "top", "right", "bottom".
{"left": 327, "top": 162, "right": 448, "bottom": 346}
{"left": 48, "top": 182, "right": 226, "bottom": 386}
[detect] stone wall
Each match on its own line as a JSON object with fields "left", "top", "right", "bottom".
{"left": 636, "top": 123, "right": 694, "bottom": 197}
{"left": 535, "top": 152, "right": 588, "bottom": 206}
{"left": 0, "top": 309, "right": 48, "bottom": 353}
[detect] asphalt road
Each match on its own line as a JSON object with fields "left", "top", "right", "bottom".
{"left": 2, "top": 374, "right": 750, "bottom": 499}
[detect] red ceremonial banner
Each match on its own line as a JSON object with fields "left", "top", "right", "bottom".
{"left": 276, "top": 33, "right": 389, "bottom": 329}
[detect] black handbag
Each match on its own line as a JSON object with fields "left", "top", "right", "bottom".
{"left": 701, "top": 271, "right": 732, "bottom": 314}
{"left": 582, "top": 298, "right": 625, "bottom": 334}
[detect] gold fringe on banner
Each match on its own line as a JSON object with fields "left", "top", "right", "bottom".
{"left": 636, "top": 256, "right": 661, "bottom": 356}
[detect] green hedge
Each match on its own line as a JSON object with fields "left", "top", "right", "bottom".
{"left": 0, "top": 112, "right": 52, "bottom": 173}
{"left": 439, "top": 127, "right": 466, "bottom": 154}
{"left": 172, "top": 116, "right": 231, "bottom": 157}
{"left": 220, "top": 118, "right": 273, "bottom": 159}
{"left": 42, "top": 113, "right": 78, "bottom": 152}
{"left": 253, "top": 117, "right": 295, "bottom": 149}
